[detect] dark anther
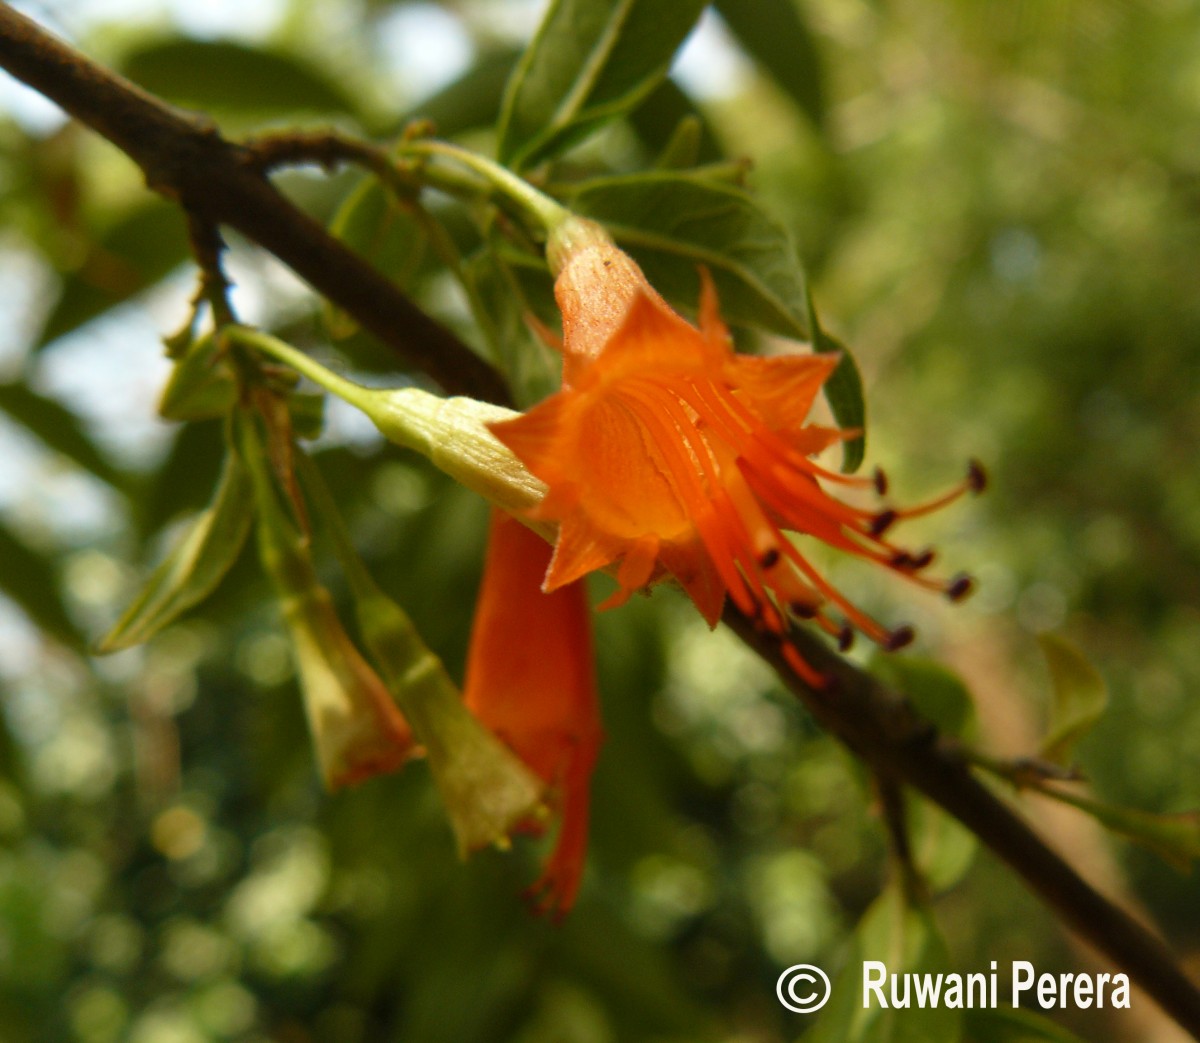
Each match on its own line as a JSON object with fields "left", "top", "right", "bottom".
{"left": 873, "top": 467, "right": 889, "bottom": 496}
{"left": 967, "top": 459, "right": 987, "bottom": 494}
{"left": 789, "top": 601, "right": 817, "bottom": 619}
{"left": 759, "top": 547, "right": 781, "bottom": 569}
{"left": 869, "top": 509, "right": 897, "bottom": 538}
{"left": 946, "top": 573, "right": 974, "bottom": 602}
{"left": 884, "top": 625, "right": 916, "bottom": 652}
{"left": 837, "top": 624, "right": 855, "bottom": 652}
{"left": 911, "top": 547, "right": 936, "bottom": 570}
{"left": 887, "top": 547, "right": 935, "bottom": 572}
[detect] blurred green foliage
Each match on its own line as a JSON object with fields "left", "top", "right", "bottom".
{"left": 0, "top": 1, "right": 1198, "bottom": 1041}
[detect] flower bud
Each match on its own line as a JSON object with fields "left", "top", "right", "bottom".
{"left": 276, "top": 581, "right": 415, "bottom": 790}
{"left": 352, "top": 583, "right": 546, "bottom": 855}
{"left": 241, "top": 411, "right": 414, "bottom": 790}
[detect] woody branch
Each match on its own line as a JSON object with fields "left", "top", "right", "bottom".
{"left": 1, "top": 3, "right": 1197, "bottom": 1035}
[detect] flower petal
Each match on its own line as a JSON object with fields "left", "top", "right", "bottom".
{"left": 545, "top": 511, "right": 623, "bottom": 590}
{"left": 726, "top": 352, "right": 839, "bottom": 434}
{"left": 464, "top": 511, "right": 603, "bottom": 915}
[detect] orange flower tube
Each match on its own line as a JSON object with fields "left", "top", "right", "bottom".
{"left": 492, "top": 217, "right": 981, "bottom": 686}
{"left": 463, "top": 509, "right": 603, "bottom": 916}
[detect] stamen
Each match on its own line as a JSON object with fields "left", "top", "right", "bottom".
{"left": 648, "top": 385, "right": 801, "bottom": 636}
{"left": 813, "top": 609, "right": 844, "bottom": 639}
{"left": 611, "top": 372, "right": 970, "bottom": 664}
{"left": 737, "top": 455, "right": 882, "bottom": 557}
{"left": 775, "top": 538, "right": 893, "bottom": 645}
{"left": 946, "top": 573, "right": 974, "bottom": 602}
{"left": 967, "top": 459, "right": 987, "bottom": 494}
{"left": 628, "top": 384, "right": 783, "bottom": 631}
{"left": 803, "top": 459, "right": 885, "bottom": 491}
{"left": 728, "top": 437, "right": 972, "bottom": 638}
{"left": 619, "top": 387, "right": 756, "bottom": 618}
{"left": 782, "top": 643, "right": 828, "bottom": 688}
{"left": 889, "top": 482, "right": 969, "bottom": 521}
{"left": 869, "top": 510, "right": 897, "bottom": 538}
{"left": 910, "top": 548, "right": 936, "bottom": 570}
{"left": 683, "top": 379, "right": 879, "bottom": 530}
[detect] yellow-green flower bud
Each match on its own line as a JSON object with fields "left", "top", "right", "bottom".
{"left": 355, "top": 585, "right": 546, "bottom": 855}
{"left": 240, "top": 411, "right": 413, "bottom": 790}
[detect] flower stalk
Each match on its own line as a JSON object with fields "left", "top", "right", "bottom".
{"left": 397, "top": 138, "right": 571, "bottom": 238}
{"left": 226, "top": 327, "right": 550, "bottom": 531}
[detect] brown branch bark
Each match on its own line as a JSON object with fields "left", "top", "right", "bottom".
{"left": 2, "top": 4, "right": 1198, "bottom": 1036}
{"left": 0, "top": 3, "right": 509, "bottom": 406}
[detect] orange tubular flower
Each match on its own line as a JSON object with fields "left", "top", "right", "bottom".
{"left": 490, "top": 218, "right": 981, "bottom": 686}
{"left": 463, "top": 509, "right": 603, "bottom": 917}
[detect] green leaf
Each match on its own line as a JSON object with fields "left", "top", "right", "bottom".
{"left": 135, "top": 419, "right": 226, "bottom": 541}
{"left": 962, "top": 1006, "right": 1089, "bottom": 1043}
{"left": 0, "top": 380, "right": 124, "bottom": 487}
{"left": 158, "top": 333, "right": 238, "bottom": 421}
{"left": 1037, "top": 633, "right": 1108, "bottom": 765}
{"left": 713, "top": 0, "right": 826, "bottom": 129}
{"left": 96, "top": 448, "right": 253, "bottom": 653}
{"left": 498, "top": 0, "right": 708, "bottom": 170}
{"left": 461, "top": 247, "right": 558, "bottom": 407}
{"left": 873, "top": 656, "right": 977, "bottom": 739}
{"left": 807, "top": 886, "right": 960, "bottom": 1043}
{"left": 287, "top": 392, "right": 326, "bottom": 441}
{"left": 0, "top": 521, "right": 83, "bottom": 651}
{"left": 0, "top": 678, "right": 27, "bottom": 787}
{"left": 37, "top": 201, "right": 189, "bottom": 349}
{"left": 654, "top": 115, "right": 704, "bottom": 170}
{"left": 119, "top": 39, "right": 361, "bottom": 119}
{"left": 906, "top": 793, "right": 979, "bottom": 894}
{"left": 570, "top": 171, "right": 812, "bottom": 334}
{"left": 1039, "top": 787, "right": 1200, "bottom": 871}
{"left": 630, "top": 76, "right": 723, "bottom": 165}
{"left": 568, "top": 170, "right": 866, "bottom": 449}
{"left": 324, "top": 177, "right": 427, "bottom": 339}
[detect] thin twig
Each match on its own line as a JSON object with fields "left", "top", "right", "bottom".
{"left": 184, "top": 213, "right": 235, "bottom": 326}
{"left": 239, "top": 127, "right": 419, "bottom": 199}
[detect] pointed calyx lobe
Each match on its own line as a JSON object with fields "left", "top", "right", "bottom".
{"left": 492, "top": 218, "right": 980, "bottom": 685}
